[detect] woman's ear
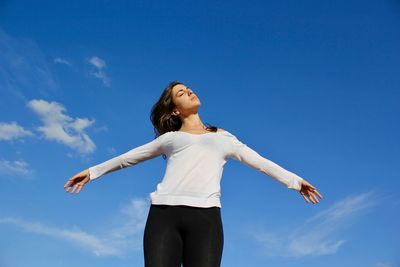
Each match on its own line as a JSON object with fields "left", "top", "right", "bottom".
{"left": 171, "top": 109, "right": 179, "bottom": 116}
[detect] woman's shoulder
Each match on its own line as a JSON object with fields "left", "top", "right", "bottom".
{"left": 217, "top": 128, "right": 239, "bottom": 141}
{"left": 217, "top": 127, "right": 233, "bottom": 134}
{"left": 216, "top": 128, "right": 235, "bottom": 138}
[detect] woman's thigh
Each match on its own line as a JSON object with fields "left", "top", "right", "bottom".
{"left": 143, "top": 205, "right": 183, "bottom": 267}
{"left": 181, "top": 207, "right": 224, "bottom": 267}
{"left": 143, "top": 205, "right": 224, "bottom": 267}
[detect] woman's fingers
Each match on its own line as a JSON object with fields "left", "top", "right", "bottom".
{"left": 64, "top": 171, "right": 89, "bottom": 194}
{"left": 66, "top": 183, "right": 75, "bottom": 193}
{"left": 64, "top": 179, "right": 73, "bottom": 188}
{"left": 308, "top": 187, "right": 323, "bottom": 202}
{"left": 300, "top": 191, "right": 311, "bottom": 203}
{"left": 314, "top": 189, "right": 323, "bottom": 200}
{"left": 65, "top": 179, "right": 87, "bottom": 194}
{"left": 76, "top": 185, "right": 83, "bottom": 194}
{"left": 64, "top": 177, "right": 75, "bottom": 192}
{"left": 308, "top": 191, "right": 319, "bottom": 203}
{"left": 70, "top": 184, "right": 78, "bottom": 194}
{"left": 65, "top": 182, "right": 74, "bottom": 192}
{"left": 300, "top": 180, "right": 324, "bottom": 204}
{"left": 300, "top": 188, "right": 322, "bottom": 204}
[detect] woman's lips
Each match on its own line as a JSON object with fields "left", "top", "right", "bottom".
{"left": 190, "top": 95, "right": 198, "bottom": 100}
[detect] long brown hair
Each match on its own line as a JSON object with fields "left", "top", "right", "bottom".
{"left": 150, "top": 80, "right": 217, "bottom": 158}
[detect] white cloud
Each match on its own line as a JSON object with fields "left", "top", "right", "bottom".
{"left": 0, "top": 197, "right": 150, "bottom": 257}
{"left": 89, "top": 56, "right": 106, "bottom": 69}
{"left": 54, "top": 57, "right": 71, "bottom": 66}
{"left": 0, "top": 159, "right": 34, "bottom": 177}
{"left": 0, "top": 121, "right": 34, "bottom": 141}
{"left": 26, "top": 99, "right": 96, "bottom": 154}
{"left": 87, "top": 56, "right": 110, "bottom": 87}
{"left": 247, "top": 190, "right": 379, "bottom": 258}
{"left": 0, "top": 216, "right": 120, "bottom": 257}
{"left": 106, "top": 197, "right": 149, "bottom": 242}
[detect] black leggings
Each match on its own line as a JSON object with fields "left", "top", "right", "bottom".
{"left": 143, "top": 204, "right": 224, "bottom": 267}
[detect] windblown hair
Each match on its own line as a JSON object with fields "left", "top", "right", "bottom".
{"left": 150, "top": 80, "right": 218, "bottom": 159}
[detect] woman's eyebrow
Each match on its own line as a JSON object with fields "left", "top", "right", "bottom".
{"left": 176, "top": 87, "right": 189, "bottom": 96}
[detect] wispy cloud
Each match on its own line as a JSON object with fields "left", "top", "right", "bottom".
{"left": 54, "top": 57, "right": 71, "bottom": 66}
{"left": 105, "top": 197, "right": 150, "bottom": 250}
{"left": 89, "top": 56, "right": 106, "bottom": 69}
{"left": 0, "top": 197, "right": 150, "bottom": 257}
{"left": 87, "top": 56, "right": 110, "bottom": 87}
{"left": 376, "top": 262, "right": 396, "bottom": 267}
{"left": 0, "top": 28, "right": 58, "bottom": 100}
{"left": 0, "top": 159, "right": 35, "bottom": 177}
{"left": 246, "top": 190, "right": 380, "bottom": 258}
{"left": 0, "top": 121, "right": 34, "bottom": 141}
{"left": 26, "top": 99, "right": 96, "bottom": 154}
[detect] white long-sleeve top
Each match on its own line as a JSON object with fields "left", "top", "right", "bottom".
{"left": 88, "top": 130, "right": 304, "bottom": 208}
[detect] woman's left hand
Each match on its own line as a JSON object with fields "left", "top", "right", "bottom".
{"left": 299, "top": 179, "right": 323, "bottom": 204}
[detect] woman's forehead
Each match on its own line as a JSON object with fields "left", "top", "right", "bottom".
{"left": 172, "top": 83, "right": 187, "bottom": 92}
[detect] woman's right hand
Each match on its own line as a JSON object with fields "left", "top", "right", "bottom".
{"left": 64, "top": 169, "right": 90, "bottom": 194}
{"left": 299, "top": 179, "right": 323, "bottom": 204}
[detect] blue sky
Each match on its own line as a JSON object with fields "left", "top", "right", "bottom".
{"left": 0, "top": 0, "right": 399, "bottom": 266}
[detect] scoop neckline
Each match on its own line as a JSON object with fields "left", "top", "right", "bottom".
{"left": 174, "top": 130, "right": 226, "bottom": 136}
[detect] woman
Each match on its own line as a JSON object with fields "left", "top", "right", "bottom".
{"left": 64, "top": 80, "right": 323, "bottom": 267}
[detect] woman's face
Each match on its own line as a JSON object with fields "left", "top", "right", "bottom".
{"left": 171, "top": 84, "right": 201, "bottom": 117}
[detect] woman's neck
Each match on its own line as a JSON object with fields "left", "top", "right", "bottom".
{"left": 179, "top": 114, "right": 206, "bottom": 131}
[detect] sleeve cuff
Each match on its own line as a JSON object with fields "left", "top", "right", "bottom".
{"left": 288, "top": 176, "right": 304, "bottom": 191}
{"left": 88, "top": 167, "right": 99, "bottom": 181}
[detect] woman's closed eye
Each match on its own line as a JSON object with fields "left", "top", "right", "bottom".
{"left": 179, "top": 88, "right": 193, "bottom": 97}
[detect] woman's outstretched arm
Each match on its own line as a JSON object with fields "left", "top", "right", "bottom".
{"left": 87, "top": 135, "right": 166, "bottom": 181}
{"left": 225, "top": 131, "right": 323, "bottom": 204}
{"left": 64, "top": 133, "right": 168, "bottom": 194}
